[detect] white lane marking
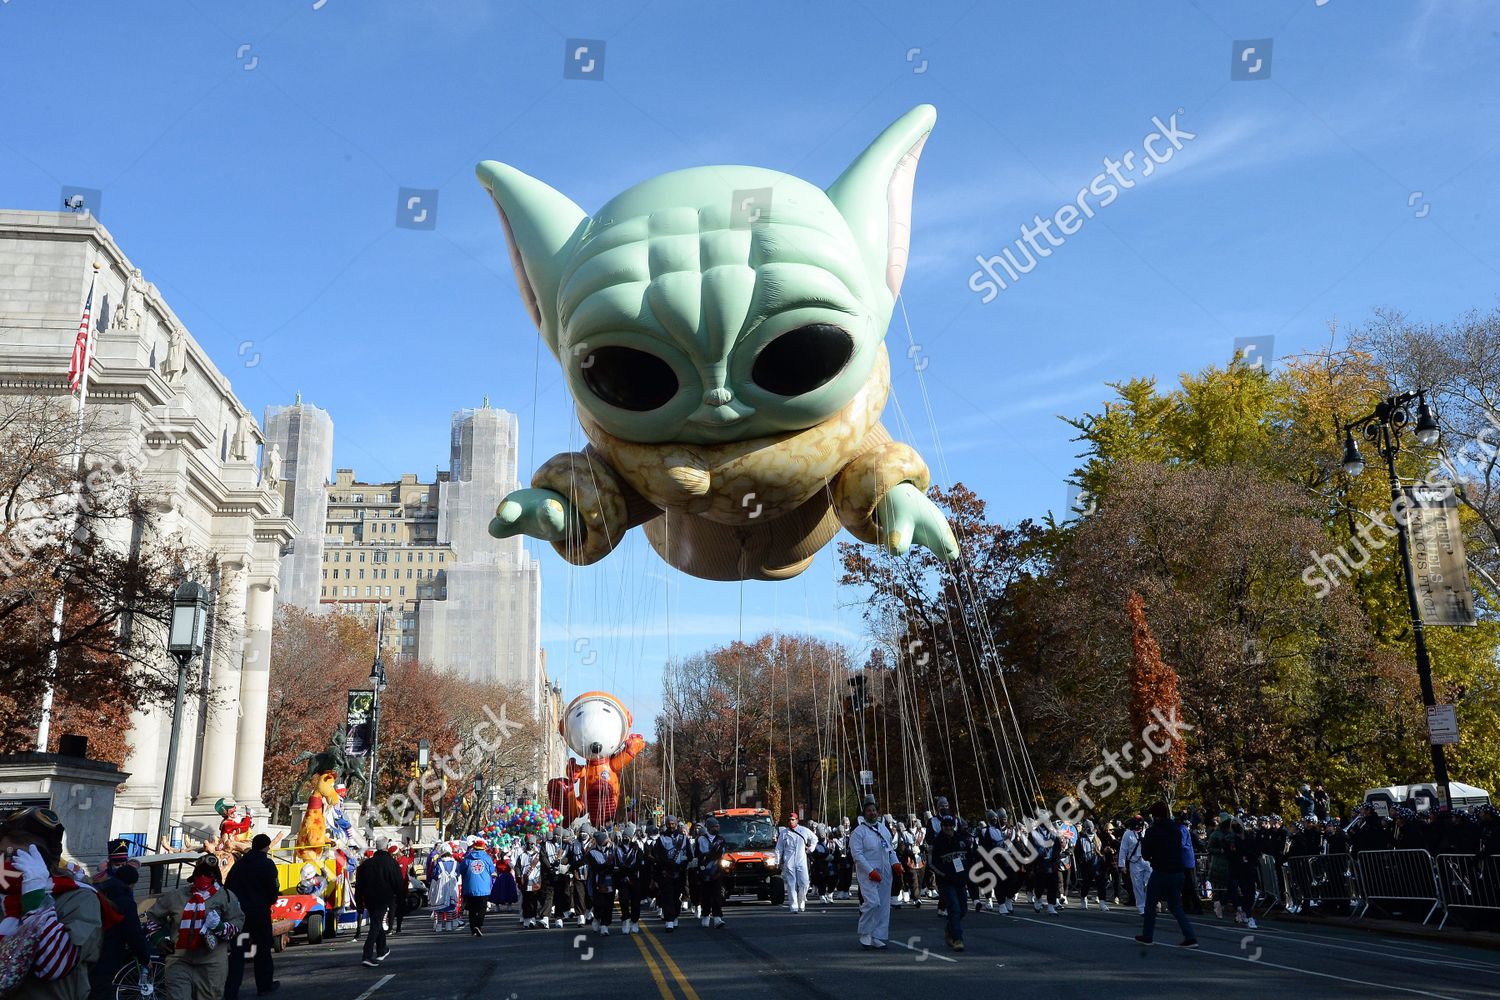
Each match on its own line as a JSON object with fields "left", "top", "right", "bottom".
{"left": 1004, "top": 916, "right": 1463, "bottom": 1000}
{"left": 887, "top": 936, "right": 958, "bottom": 963}
{"left": 352, "top": 973, "right": 395, "bottom": 1000}
{"left": 1204, "top": 923, "right": 1500, "bottom": 973}
{"left": 1036, "top": 903, "right": 1500, "bottom": 972}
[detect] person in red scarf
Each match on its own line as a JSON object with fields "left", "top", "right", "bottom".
{"left": 144, "top": 854, "right": 244, "bottom": 999}
{"left": 0, "top": 806, "right": 103, "bottom": 1000}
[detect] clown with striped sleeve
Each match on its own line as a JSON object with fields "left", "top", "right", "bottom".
{"left": 0, "top": 807, "right": 103, "bottom": 1000}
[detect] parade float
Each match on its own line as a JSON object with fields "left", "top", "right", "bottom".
{"left": 478, "top": 105, "right": 960, "bottom": 581}
{"left": 269, "top": 748, "right": 356, "bottom": 944}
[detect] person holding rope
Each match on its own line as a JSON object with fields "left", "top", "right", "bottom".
{"left": 775, "top": 813, "right": 814, "bottom": 913}
{"left": 1118, "top": 815, "right": 1151, "bottom": 914}
{"left": 850, "top": 796, "right": 901, "bottom": 950}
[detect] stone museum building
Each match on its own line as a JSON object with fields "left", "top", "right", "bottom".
{"left": 0, "top": 209, "right": 293, "bottom": 843}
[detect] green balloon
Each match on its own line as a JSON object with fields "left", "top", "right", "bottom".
{"left": 477, "top": 105, "right": 959, "bottom": 579}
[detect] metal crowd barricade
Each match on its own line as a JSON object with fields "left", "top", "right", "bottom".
{"left": 1350, "top": 849, "right": 1444, "bottom": 925}
{"left": 1282, "top": 853, "right": 1357, "bottom": 912}
{"left": 1435, "top": 853, "right": 1500, "bottom": 929}
{"left": 1254, "top": 854, "right": 1284, "bottom": 914}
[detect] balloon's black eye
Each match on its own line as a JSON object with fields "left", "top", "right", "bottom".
{"left": 580, "top": 346, "right": 679, "bottom": 411}
{"left": 751, "top": 324, "right": 854, "bottom": 397}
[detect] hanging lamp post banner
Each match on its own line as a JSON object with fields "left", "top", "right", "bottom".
{"left": 1399, "top": 483, "right": 1477, "bottom": 627}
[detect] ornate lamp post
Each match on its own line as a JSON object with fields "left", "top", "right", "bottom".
{"left": 416, "top": 738, "right": 430, "bottom": 843}
{"left": 1342, "top": 389, "right": 1451, "bottom": 806}
{"left": 364, "top": 608, "right": 388, "bottom": 827}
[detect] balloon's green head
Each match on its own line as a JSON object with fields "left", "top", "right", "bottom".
{"left": 477, "top": 105, "right": 935, "bottom": 446}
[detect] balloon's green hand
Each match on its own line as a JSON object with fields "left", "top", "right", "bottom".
{"left": 490, "top": 488, "right": 574, "bottom": 543}
{"left": 874, "top": 482, "right": 959, "bottom": 559}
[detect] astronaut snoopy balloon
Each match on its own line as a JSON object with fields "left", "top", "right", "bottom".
{"left": 478, "top": 105, "right": 959, "bottom": 581}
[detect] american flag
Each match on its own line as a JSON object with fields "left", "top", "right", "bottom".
{"left": 67, "top": 274, "right": 96, "bottom": 394}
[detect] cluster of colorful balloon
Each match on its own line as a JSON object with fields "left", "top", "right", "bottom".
{"left": 486, "top": 801, "right": 563, "bottom": 842}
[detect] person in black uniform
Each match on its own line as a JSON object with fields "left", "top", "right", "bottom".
{"left": 567, "top": 828, "right": 592, "bottom": 925}
{"left": 539, "top": 828, "right": 568, "bottom": 928}
{"left": 833, "top": 823, "right": 855, "bottom": 899}
{"left": 651, "top": 817, "right": 690, "bottom": 931}
{"left": 615, "top": 824, "right": 645, "bottom": 934}
{"left": 586, "top": 830, "right": 617, "bottom": 935}
{"left": 695, "top": 818, "right": 727, "bottom": 928}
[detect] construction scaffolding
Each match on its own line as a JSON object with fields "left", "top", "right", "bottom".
{"left": 263, "top": 398, "right": 334, "bottom": 613}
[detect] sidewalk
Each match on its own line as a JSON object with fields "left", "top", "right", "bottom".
{"left": 1269, "top": 909, "right": 1500, "bottom": 953}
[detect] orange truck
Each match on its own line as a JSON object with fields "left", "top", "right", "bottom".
{"left": 708, "top": 808, "right": 785, "bottom": 905}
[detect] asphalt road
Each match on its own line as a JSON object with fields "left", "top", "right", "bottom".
{"left": 280, "top": 897, "right": 1500, "bottom": 1000}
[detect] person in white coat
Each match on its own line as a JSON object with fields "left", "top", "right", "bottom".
{"left": 850, "top": 796, "right": 901, "bottom": 950}
{"left": 775, "top": 813, "right": 814, "bottom": 912}
{"left": 1117, "top": 815, "right": 1152, "bottom": 915}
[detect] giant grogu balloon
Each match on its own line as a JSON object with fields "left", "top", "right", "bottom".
{"left": 477, "top": 104, "right": 959, "bottom": 581}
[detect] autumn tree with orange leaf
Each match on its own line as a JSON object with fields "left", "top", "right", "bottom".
{"left": 1126, "top": 591, "right": 1187, "bottom": 791}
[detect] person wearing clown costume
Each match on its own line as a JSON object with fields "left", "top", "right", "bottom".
{"left": 0, "top": 807, "right": 103, "bottom": 1000}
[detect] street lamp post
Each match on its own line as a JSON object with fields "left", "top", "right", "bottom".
{"left": 157, "top": 579, "right": 209, "bottom": 892}
{"left": 416, "top": 738, "right": 430, "bottom": 843}
{"left": 472, "top": 774, "right": 484, "bottom": 835}
{"left": 364, "top": 608, "right": 388, "bottom": 831}
{"left": 1342, "top": 389, "right": 1452, "bottom": 807}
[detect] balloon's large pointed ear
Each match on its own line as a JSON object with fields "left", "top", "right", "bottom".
{"left": 825, "top": 105, "right": 936, "bottom": 302}
{"left": 476, "top": 160, "right": 590, "bottom": 356}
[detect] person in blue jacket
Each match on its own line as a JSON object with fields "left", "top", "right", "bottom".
{"left": 462, "top": 839, "right": 496, "bottom": 936}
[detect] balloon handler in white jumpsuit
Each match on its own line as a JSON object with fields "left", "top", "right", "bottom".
{"left": 1117, "top": 815, "right": 1153, "bottom": 915}
{"left": 775, "top": 813, "right": 815, "bottom": 912}
{"left": 849, "top": 796, "right": 902, "bottom": 949}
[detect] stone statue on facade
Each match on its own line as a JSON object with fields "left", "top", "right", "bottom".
{"left": 162, "top": 326, "right": 187, "bottom": 384}
{"left": 263, "top": 443, "right": 282, "bottom": 484}
{"left": 109, "top": 267, "right": 144, "bottom": 331}
{"left": 231, "top": 412, "right": 254, "bottom": 462}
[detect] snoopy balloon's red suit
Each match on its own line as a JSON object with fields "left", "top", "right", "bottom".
{"left": 549, "top": 691, "right": 645, "bottom": 824}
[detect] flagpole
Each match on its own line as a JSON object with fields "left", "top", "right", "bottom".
{"left": 36, "top": 259, "right": 101, "bottom": 752}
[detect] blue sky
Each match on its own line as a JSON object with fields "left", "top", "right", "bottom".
{"left": 5, "top": 0, "right": 1498, "bottom": 726}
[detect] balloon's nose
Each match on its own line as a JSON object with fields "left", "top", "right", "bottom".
{"left": 589, "top": 741, "right": 603, "bottom": 756}
{"left": 703, "top": 387, "right": 733, "bottom": 407}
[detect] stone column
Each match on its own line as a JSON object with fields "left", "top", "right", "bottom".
{"left": 233, "top": 578, "right": 276, "bottom": 809}
{"left": 193, "top": 564, "right": 247, "bottom": 806}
